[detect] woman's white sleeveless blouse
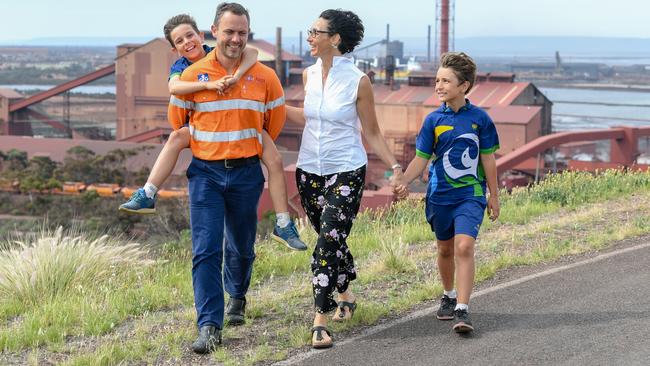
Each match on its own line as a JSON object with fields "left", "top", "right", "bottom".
{"left": 297, "top": 56, "right": 368, "bottom": 176}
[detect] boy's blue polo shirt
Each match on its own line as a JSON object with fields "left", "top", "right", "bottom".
{"left": 168, "top": 45, "right": 213, "bottom": 80}
{"left": 415, "top": 100, "right": 500, "bottom": 205}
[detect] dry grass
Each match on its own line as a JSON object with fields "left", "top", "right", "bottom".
{"left": 0, "top": 226, "right": 153, "bottom": 306}
{"left": 3, "top": 170, "right": 650, "bottom": 365}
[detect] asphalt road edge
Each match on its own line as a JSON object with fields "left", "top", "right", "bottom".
{"left": 275, "top": 241, "right": 650, "bottom": 366}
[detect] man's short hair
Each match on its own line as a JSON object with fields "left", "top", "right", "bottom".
{"left": 163, "top": 14, "right": 200, "bottom": 48}
{"left": 213, "top": 2, "right": 250, "bottom": 28}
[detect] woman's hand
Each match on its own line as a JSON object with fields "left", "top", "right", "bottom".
{"left": 390, "top": 169, "right": 409, "bottom": 200}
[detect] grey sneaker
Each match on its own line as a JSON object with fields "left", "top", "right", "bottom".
{"left": 271, "top": 221, "right": 307, "bottom": 251}
{"left": 225, "top": 297, "right": 246, "bottom": 326}
{"left": 191, "top": 325, "right": 222, "bottom": 353}
{"left": 436, "top": 295, "right": 457, "bottom": 320}
{"left": 452, "top": 308, "right": 474, "bottom": 333}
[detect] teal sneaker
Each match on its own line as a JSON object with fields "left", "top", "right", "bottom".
{"left": 271, "top": 221, "right": 307, "bottom": 251}
{"left": 119, "top": 188, "right": 156, "bottom": 214}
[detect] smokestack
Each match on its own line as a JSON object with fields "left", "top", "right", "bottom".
{"left": 440, "top": 0, "right": 450, "bottom": 56}
{"left": 386, "top": 23, "right": 390, "bottom": 44}
{"left": 275, "top": 27, "right": 284, "bottom": 85}
{"left": 299, "top": 31, "right": 303, "bottom": 60}
{"left": 385, "top": 23, "right": 391, "bottom": 65}
{"left": 427, "top": 25, "right": 431, "bottom": 62}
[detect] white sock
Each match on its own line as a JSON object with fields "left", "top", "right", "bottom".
{"left": 455, "top": 303, "right": 468, "bottom": 311}
{"left": 276, "top": 212, "right": 291, "bottom": 228}
{"left": 444, "top": 289, "right": 457, "bottom": 299}
{"left": 143, "top": 183, "right": 158, "bottom": 199}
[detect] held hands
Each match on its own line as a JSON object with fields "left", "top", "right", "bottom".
{"left": 487, "top": 194, "right": 500, "bottom": 221}
{"left": 205, "top": 75, "right": 240, "bottom": 95}
{"left": 390, "top": 169, "right": 409, "bottom": 201}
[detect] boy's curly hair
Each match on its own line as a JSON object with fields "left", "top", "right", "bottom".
{"left": 440, "top": 52, "right": 477, "bottom": 94}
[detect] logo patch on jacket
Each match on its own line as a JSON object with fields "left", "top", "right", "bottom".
{"left": 198, "top": 73, "right": 209, "bottom": 82}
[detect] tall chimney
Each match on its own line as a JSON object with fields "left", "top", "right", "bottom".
{"left": 440, "top": 0, "right": 450, "bottom": 56}
{"left": 275, "top": 27, "right": 284, "bottom": 85}
{"left": 385, "top": 24, "right": 390, "bottom": 63}
{"left": 427, "top": 25, "right": 431, "bottom": 62}
{"left": 299, "top": 31, "right": 303, "bottom": 60}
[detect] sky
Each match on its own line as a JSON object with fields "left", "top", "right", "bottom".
{"left": 2, "top": 0, "right": 649, "bottom": 43}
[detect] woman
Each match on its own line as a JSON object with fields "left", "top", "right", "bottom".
{"left": 286, "top": 9, "right": 404, "bottom": 348}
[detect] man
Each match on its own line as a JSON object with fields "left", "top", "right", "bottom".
{"left": 167, "top": 2, "right": 286, "bottom": 353}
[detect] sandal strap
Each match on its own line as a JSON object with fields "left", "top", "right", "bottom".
{"left": 338, "top": 301, "right": 357, "bottom": 311}
{"left": 311, "top": 326, "right": 331, "bottom": 341}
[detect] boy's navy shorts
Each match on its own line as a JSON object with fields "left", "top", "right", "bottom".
{"left": 425, "top": 199, "right": 487, "bottom": 240}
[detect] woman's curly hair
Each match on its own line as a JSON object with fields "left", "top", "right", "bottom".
{"left": 319, "top": 9, "right": 364, "bottom": 54}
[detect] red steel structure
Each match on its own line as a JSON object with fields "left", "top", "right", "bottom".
{"left": 8, "top": 64, "right": 115, "bottom": 113}
{"left": 118, "top": 127, "right": 173, "bottom": 143}
{"left": 496, "top": 126, "right": 650, "bottom": 173}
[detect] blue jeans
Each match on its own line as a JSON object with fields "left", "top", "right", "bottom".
{"left": 187, "top": 157, "right": 264, "bottom": 328}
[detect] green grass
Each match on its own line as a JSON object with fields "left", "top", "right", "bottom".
{"left": 2, "top": 169, "right": 650, "bottom": 365}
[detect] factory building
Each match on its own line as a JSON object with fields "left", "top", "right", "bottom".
{"left": 115, "top": 32, "right": 301, "bottom": 142}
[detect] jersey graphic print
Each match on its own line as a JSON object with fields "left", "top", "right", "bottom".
{"left": 415, "top": 102, "right": 499, "bottom": 204}
{"left": 443, "top": 132, "right": 479, "bottom": 180}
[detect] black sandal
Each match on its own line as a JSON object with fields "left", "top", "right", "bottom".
{"left": 333, "top": 301, "right": 357, "bottom": 321}
{"left": 311, "top": 326, "right": 333, "bottom": 349}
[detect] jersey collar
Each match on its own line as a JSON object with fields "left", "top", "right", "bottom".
{"left": 439, "top": 99, "right": 473, "bottom": 114}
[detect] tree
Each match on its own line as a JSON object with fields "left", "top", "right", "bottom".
{"left": 19, "top": 156, "right": 61, "bottom": 192}
{"left": 59, "top": 146, "right": 96, "bottom": 183}
{"left": 58, "top": 145, "right": 152, "bottom": 185}
{"left": 5, "top": 149, "right": 28, "bottom": 172}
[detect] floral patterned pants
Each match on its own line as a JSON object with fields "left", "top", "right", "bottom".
{"left": 296, "top": 165, "right": 366, "bottom": 313}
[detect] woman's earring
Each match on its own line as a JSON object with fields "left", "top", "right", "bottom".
{"left": 331, "top": 43, "right": 338, "bottom": 49}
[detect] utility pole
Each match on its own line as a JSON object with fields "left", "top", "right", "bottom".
{"left": 63, "top": 91, "right": 71, "bottom": 138}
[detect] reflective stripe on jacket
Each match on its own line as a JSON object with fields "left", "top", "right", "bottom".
{"left": 168, "top": 49, "right": 286, "bottom": 161}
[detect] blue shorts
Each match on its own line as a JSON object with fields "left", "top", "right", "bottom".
{"left": 425, "top": 199, "right": 487, "bottom": 240}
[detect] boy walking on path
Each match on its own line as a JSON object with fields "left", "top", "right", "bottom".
{"left": 394, "top": 52, "right": 500, "bottom": 333}
{"left": 119, "top": 12, "right": 306, "bottom": 251}
{"left": 167, "top": 3, "right": 288, "bottom": 353}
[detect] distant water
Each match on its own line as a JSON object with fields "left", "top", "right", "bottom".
{"left": 539, "top": 87, "right": 650, "bottom": 132}
{"left": 0, "top": 84, "right": 115, "bottom": 94}
{"left": 3, "top": 83, "right": 649, "bottom": 133}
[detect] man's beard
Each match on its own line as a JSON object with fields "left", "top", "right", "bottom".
{"left": 222, "top": 43, "right": 243, "bottom": 59}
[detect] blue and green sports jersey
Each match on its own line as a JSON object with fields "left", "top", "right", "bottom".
{"left": 168, "top": 45, "right": 213, "bottom": 80}
{"left": 415, "top": 100, "right": 500, "bottom": 205}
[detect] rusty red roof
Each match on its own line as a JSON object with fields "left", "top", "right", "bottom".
{"left": 0, "top": 135, "right": 191, "bottom": 177}
{"left": 202, "top": 38, "right": 301, "bottom": 62}
{"left": 485, "top": 105, "right": 542, "bottom": 125}
{"left": 0, "top": 135, "right": 301, "bottom": 178}
{"left": 465, "top": 82, "right": 531, "bottom": 108}
{"left": 0, "top": 88, "right": 24, "bottom": 99}
{"left": 248, "top": 39, "right": 301, "bottom": 62}
{"left": 285, "top": 80, "right": 533, "bottom": 109}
